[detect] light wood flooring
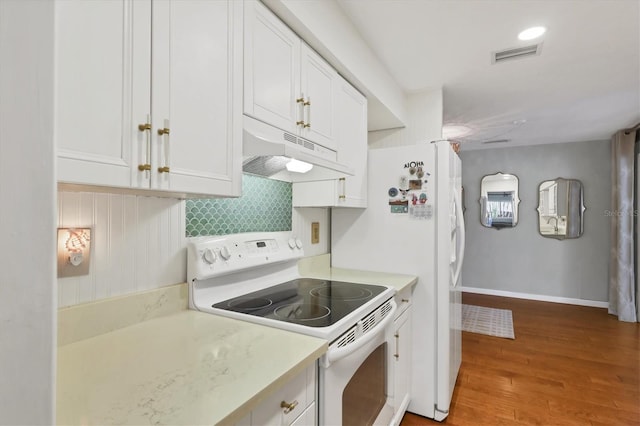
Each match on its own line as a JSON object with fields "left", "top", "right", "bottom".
{"left": 401, "top": 293, "right": 640, "bottom": 426}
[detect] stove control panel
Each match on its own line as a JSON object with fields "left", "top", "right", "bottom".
{"left": 187, "top": 231, "right": 304, "bottom": 281}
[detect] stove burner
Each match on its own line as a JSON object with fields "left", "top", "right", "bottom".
{"left": 228, "top": 297, "right": 272, "bottom": 311}
{"left": 310, "top": 285, "right": 373, "bottom": 301}
{"left": 274, "top": 303, "right": 331, "bottom": 321}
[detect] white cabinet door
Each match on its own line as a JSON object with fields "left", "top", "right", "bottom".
{"left": 244, "top": 0, "right": 301, "bottom": 134}
{"left": 56, "top": 0, "right": 242, "bottom": 198}
{"left": 292, "top": 76, "right": 367, "bottom": 208}
{"left": 392, "top": 307, "right": 412, "bottom": 421}
{"left": 334, "top": 76, "right": 367, "bottom": 207}
{"left": 299, "top": 43, "right": 336, "bottom": 150}
{"left": 55, "top": 0, "right": 151, "bottom": 189}
{"left": 152, "top": 0, "right": 242, "bottom": 197}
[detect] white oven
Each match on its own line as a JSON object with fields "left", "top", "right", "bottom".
{"left": 319, "top": 298, "right": 396, "bottom": 425}
{"left": 187, "top": 231, "right": 397, "bottom": 425}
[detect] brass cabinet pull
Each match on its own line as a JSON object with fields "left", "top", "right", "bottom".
{"left": 401, "top": 298, "right": 410, "bottom": 303}
{"left": 280, "top": 400, "right": 298, "bottom": 414}
{"left": 303, "top": 97, "right": 311, "bottom": 129}
{"left": 157, "top": 120, "right": 170, "bottom": 175}
{"left": 296, "top": 121, "right": 305, "bottom": 126}
{"left": 138, "top": 115, "right": 152, "bottom": 175}
{"left": 296, "top": 97, "right": 304, "bottom": 103}
{"left": 338, "top": 177, "right": 346, "bottom": 200}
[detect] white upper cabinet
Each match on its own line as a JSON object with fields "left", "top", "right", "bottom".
{"left": 243, "top": 0, "right": 300, "bottom": 134}
{"left": 55, "top": 0, "right": 242, "bottom": 198}
{"left": 55, "top": 0, "right": 151, "bottom": 189}
{"left": 244, "top": 0, "right": 337, "bottom": 150}
{"left": 293, "top": 75, "right": 367, "bottom": 208}
{"left": 151, "top": 0, "right": 242, "bottom": 196}
{"left": 299, "top": 43, "right": 336, "bottom": 149}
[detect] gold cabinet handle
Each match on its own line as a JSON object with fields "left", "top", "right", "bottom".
{"left": 338, "top": 177, "right": 346, "bottom": 200}
{"left": 401, "top": 298, "right": 410, "bottom": 303}
{"left": 157, "top": 120, "right": 171, "bottom": 176}
{"left": 138, "top": 115, "right": 152, "bottom": 175}
{"left": 280, "top": 400, "right": 298, "bottom": 414}
{"left": 296, "top": 97, "right": 304, "bottom": 103}
{"left": 303, "top": 97, "right": 311, "bottom": 129}
{"left": 296, "top": 121, "right": 305, "bottom": 126}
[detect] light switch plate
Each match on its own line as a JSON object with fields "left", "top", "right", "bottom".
{"left": 311, "top": 222, "right": 320, "bottom": 244}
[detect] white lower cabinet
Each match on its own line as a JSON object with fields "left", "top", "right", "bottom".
{"left": 389, "top": 287, "right": 413, "bottom": 426}
{"left": 238, "top": 363, "right": 317, "bottom": 426}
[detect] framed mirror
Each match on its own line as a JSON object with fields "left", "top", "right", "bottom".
{"left": 480, "top": 172, "right": 520, "bottom": 229}
{"left": 537, "top": 178, "right": 585, "bottom": 239}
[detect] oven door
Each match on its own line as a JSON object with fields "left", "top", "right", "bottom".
{"left": 319, "top": 299, "right": 397, "bottom": 426}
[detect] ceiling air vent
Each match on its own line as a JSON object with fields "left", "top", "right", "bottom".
{"left": 492, "top": 43, "right": 542, "bottom": 64}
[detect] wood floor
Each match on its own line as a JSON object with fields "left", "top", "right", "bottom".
{"left": 400, "top": 293, "right": 640, "bottom": 426}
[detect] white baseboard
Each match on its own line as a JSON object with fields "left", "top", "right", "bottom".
{"left": 461, "top": 286, "right": 609, "bottom": 308}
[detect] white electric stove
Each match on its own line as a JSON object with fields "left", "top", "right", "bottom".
{"left": 187, "top": 231, "right": 398, "bottom": 425}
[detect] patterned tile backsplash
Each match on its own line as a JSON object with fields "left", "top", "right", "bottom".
{"left": 186, "top": 174, "right": 292, "bottom": 237}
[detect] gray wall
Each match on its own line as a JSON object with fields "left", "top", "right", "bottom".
{"left": 460, "top": 140, "right": 610, "bottom": 303}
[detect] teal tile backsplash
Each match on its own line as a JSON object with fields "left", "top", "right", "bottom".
{"left": 186, "top": 174, "right": 292, "bottom": 237}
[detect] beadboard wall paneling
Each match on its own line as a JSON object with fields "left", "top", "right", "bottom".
{"left": 57, "top": 192, "right": 186, "bottom": 308}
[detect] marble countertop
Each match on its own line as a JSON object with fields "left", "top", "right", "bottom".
{"left": 298, "top": 254, "right": 418, "bottom": 294}
{"left": 57, "top": 310, "right": 327, "bottom": 425}
{"left": 56, "top": 255, "right": 416, "bottom": 425}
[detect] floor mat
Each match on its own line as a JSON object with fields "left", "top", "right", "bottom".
{"left": 461, "top": 304, "right": 515, "bottom": 339}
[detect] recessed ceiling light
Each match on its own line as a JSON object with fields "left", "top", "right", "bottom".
{"left": 443, "top": 124, "right": 472, "bottom": 139}
{"left": 518, "top": 26, "right": 546, "bottom": 41}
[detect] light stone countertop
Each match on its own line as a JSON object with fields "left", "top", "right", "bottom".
{"left": 57, "top": 310, "right": 327, "bottom": 426}
{"left": 56, "top": 256, "right": 415, "bottom": 426}
{"left": 298, "top": 254, "right": 418, "bottom": 294}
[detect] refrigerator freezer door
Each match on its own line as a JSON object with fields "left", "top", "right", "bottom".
{"left": 434, "top": 143, "right": 464, "bottom": 420}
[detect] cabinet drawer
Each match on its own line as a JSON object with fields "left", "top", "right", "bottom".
{"left": 251, "top": 364, "right": 316, "bottom": 426}
{"left": 395, "top": 286, "right": 412, "bottom": 318}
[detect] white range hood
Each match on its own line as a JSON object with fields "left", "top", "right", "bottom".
{"left": 243, "top": 115, "right": 354, "bottom": 182}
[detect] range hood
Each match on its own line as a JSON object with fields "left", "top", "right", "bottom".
{"left": 243, "top": 115, "right": 354, "bottom": 182}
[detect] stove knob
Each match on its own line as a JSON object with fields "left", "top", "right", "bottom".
{"left": 295, "top": 238, "right": 303, "bottom": 249}
{"left": 220, "top": 246, "right": 231, "bottom": 260}
{"left": 288, "top": 238, "right": 296, "bottom": 249}
{"left": 203, "top": 248, "right": 216, "bottom": 264}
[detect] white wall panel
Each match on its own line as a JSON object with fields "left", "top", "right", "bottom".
{"left": 58, "top": 192, "right": 186, "bottom": 307}
{"left": 293, "top": 207, "right": 330, "bottom": 257}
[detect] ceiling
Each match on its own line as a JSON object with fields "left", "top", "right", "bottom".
{"left": 337, "top": 0, "right": 640, "bottom": 150}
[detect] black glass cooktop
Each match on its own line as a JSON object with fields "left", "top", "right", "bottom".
{"left": 212, "top": 278, "right": 387, "bottom": 327}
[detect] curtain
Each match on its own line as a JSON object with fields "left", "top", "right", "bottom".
{"left": 609, "top": 129, "right": 638, "bottom": 322}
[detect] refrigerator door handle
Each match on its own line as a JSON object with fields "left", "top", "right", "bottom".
{"left": 451, "top": 189, "right": 466, "bottom": 286}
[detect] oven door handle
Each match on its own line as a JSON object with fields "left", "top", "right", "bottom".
{"left": 325, "top": 300, "right": 397, "bottom": 366}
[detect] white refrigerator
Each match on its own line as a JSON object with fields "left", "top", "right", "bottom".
{"left": 331, "top": 140, "right": 465, "bottom": 421}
